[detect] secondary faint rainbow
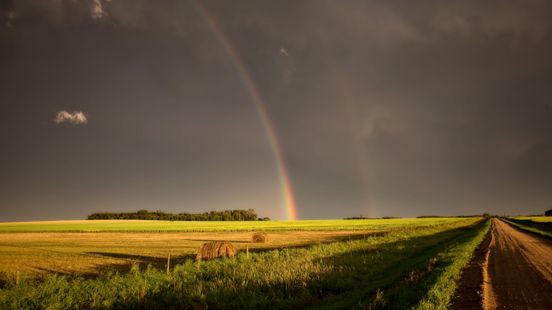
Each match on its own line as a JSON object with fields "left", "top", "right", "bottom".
{"left": 328, "top": 66, "right": 375, "bottom": 218}
{"left": 192, "top": 1, "right": 298, "bottom": 220}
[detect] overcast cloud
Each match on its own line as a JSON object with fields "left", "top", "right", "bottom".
{"left": 1, "top": 0, "right": 552, "bottom": 221}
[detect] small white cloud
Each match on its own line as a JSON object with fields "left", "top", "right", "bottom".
{"left": 279, "top": 47, "right": 289, "bottom": 56}
{"left": 54, "top": 111, "right": 88, "bottom": 125}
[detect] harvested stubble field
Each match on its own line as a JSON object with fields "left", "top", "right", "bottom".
{"left": 0, "top": 230, "right": 381, "bottom": 275}
{"left": 0, "top": 218, "right": 489, "bottom": 309}
{"left": 0, "top": 218, "right": 463, "bottom": 275}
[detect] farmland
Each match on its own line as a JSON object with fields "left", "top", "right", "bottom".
{"left": 0, "top": 218, "right": 489, "bottom": 309}
{"left": 0, "top": 230, "right": 382, "bottom": 275}
{"left": 0, "top": 218, "right": 464, "bottom": 275}
{"left": 0, "top": 218, "right": 463, "bottom": 232}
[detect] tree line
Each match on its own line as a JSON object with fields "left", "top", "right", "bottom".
{"left": 87, "top": 209, "right": 270, "bottom": 221}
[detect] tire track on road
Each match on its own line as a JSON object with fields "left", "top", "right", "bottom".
{"left": 484, "top": 218, "right": 552, "bottom": 309}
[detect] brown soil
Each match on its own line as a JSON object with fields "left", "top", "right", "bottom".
{"left": 484, "top": 218, "right": 552, "bottom": 309}
{"left": 451, "top": 223, "right": 492, "bottom": 309}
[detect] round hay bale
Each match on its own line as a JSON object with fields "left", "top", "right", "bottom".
{"left": 251, "top": 232, "right": 269, "bottom": 243}
{"left": 196, "top": 241, "right": 237, "bottom": 261}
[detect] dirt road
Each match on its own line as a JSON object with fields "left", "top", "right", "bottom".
{"left": 484, "top": 218, "right": 552, "bottom": 309}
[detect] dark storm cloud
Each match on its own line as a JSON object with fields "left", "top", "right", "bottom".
{"left": 1, "top": 0, "right": 552, "bottom": 220}
{"left": 199, "top": 0, "right": 552, "bottom": 216}
{"left": 0, "top": 0, "right": 14, "bottom": 29}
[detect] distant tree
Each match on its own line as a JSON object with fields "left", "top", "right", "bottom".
{"left": 222, "top": 211, "right": 232, "bottom": 221}
{"left": 211, "top": 215, "right": 221, "bottom": 221}
{"left": 344, "top": 216, "right": 370, "bottom": 220}
{"left": 546, "top": 209, "right": 552, "bottom": 216}
{"left": 245, "top": 209, "right": 258, "bottom": 221}
{"left": 482, "top": 213, "right": 491, "bottom": 218}
{"left": 87, "top": 209, "right": 263, "bottom": 221}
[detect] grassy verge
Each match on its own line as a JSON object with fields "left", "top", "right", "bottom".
{"left": 412, "top": 218, "right": 491, "bottom": 309}
{"left": 316, "top": 219, "right": 491, "bottom": 309}
{"left": 0, "top": 219, "right": 483, "bottom": 309}
{"left": 512, "top": 216, "right": 552, "bottom": 223}
{"left": 502, "top": 218, "right": 552, "bottom": 238}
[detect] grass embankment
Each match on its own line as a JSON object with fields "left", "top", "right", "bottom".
{"left": 0, "top": 218, "right": 464, "bottom": 233}
{"left": 0, "top": 218, "right": 488, "bottom": 309}
{"left": 414, "top": 218, "right": 491, "bottom": 309}
{"left": 503, "top": 217, "right": 552, "bottom": 238}
{"left": 513, "top": 216, "right": 552, "bottom": 222}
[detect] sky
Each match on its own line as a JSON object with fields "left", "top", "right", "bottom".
{"left": 1, "top": 0, "right": 552, "bottom": 221}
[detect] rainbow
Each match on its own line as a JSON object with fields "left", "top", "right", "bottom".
{"left": 192, "top": 2, "right": 298, "bottom": 220}
{"left": 327, "top": 66, "right": 375, "bottom": 218}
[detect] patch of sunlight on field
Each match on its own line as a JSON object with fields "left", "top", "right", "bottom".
{"left": 513, "top": 216, "right": 552, "bottom": 222}
{"left": 0, "top": 230, "right": 378, "bottom": 275}
{"left": 0, "top": 218, "right": 465, "bottom": 232}
{"left": 0, "top": 218, "right": 471, "bottom": 276}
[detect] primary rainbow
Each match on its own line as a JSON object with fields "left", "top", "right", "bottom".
{"left": 193, "top": 1, "right": 298, "bottom": 221}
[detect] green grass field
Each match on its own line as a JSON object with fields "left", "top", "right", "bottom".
{"left": 0, "top": 218, "right": 489, "bottom": 309}
{"left": 0, "top": 218, "right": 464, "bottom": 232}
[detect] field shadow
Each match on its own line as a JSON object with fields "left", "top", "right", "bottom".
{"left": 106, "top": 220, "right": 486, "bottom": 309}
{"left": 179, "top": 231, "right": 387, "bottom": 245}
{"left": 33, "top": 267, "right": 72, "bottom": 276}
{"left": 82, "top": 231, "right": 389, "bottom": 276}
{"left": 508, "top": 219, "right": 552, "bottom": 232}
{"left": 0, "top": 272, "right": 8, "bottom": 289}
{"left": 506, "top": 218, "right": 552, "bottom": 240}
{"left": 302, "top": 220, "right": 486, "bottom": 309}
{"left": 84, "top": 252, "right": 196, "bottom": 276}
{"left": 179, "top": 239, "right": 247, "bottom": 243}
{"left": 247, "top": 231, "right": 388, "bottom": 252}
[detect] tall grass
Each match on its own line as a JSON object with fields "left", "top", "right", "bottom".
{"left": 0, "top": 219, "right": 486, "bottom": 309}
{"left": 414, "top": 219, "right": 491, "bottom": 309}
